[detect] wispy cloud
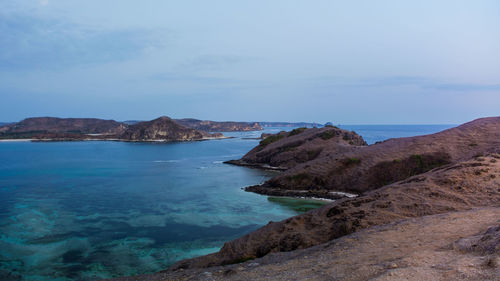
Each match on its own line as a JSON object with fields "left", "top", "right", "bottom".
{"left": 0, "top": 14, "right": 162, "bottom": 70}
{"left": 307, "top": 75, "right": 500, "bottom": 92}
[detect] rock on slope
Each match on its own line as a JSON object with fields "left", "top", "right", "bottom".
{"left": 174, "top": 119, "right": 262, "bottom": 132}
{"left": 120, "top": 116, "right": 223, "bottom": 141}
{"left": 243, "top": 117, "right": 500, "bottom": 196}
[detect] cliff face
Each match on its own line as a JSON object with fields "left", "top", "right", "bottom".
{"left": 120, "top": 116, "right": 223, "bottom": 141}
{"left": 169, "top": 153, "right": 500, "bottom": 270}
{"left": 0, "top": 117, "right": 127, "bottom": 139}
{"left": 241, "top": 117, "right": 500, "bottom": 196}
{"left": 174, "top": 118, "right": 262, "bottom": 132}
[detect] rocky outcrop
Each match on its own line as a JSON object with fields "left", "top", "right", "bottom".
{"left": 239, "top": 117, "right": 500, "bottom": 197}
{"left": 167, "top": 154, "right": 500, "bottom": 271}
{"left": 226, "top": 126, "right": 367, "bottom": 170}
{"left": 120, "top": 116, "right": 223, "bottom": 141}
{"left": 174, "top": 119, "right": 262, "bottom": 132}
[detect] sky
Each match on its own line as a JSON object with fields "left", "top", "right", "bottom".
{"left": 0, "top": 0, "right": 499, "bottom": 124}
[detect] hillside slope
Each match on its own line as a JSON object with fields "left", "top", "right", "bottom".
{"left": 167, "top": 153, "right": 500, "bottom": 270}
{"left": 241, "top": 117, "right": 500, "bottom": 197}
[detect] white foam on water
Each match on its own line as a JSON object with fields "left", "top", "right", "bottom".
{"left": 153, "top": 160, "right": 180, "bottom": 163}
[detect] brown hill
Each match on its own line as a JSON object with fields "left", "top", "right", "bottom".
{"left": 120, "top": 116, "right": 223, "bottom": 141}
{"left": 226, "top": 126, "right": 367, "bottom": 172}
{"left": 174, "top": 118, "right": 262, "bottom": 132}
{"left": 0, "top": 117, "right": 126, "bottom": 139}
{"left": 240, "top": 117, "right": 500, "bottom": 197}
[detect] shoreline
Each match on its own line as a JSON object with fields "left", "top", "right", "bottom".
{"left": 224, "top": 159, "right": 288, "bottom": 171}
{"left": 0, "top": 136, "right": 232, "bottom": 143}
{"left": 245, "top": 184, "right": 358, "bottom": 200}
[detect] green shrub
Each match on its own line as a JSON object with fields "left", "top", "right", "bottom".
{"left": 341, "top": 157, "right": 361, "bottom": 166}
{"left": 367, "top": 152, "right": 451, "bottom": 188}
{"left": 307, "top": 149, "right": 322, "bottom": 160}
{"left": 259, "top": 134, "right": 284, "bottom": 146}
{"left": 288, "top": 127, "right": 307, "bottom": 137}
{"left": 321, "top": 130, "right": 335, "bottom": 140}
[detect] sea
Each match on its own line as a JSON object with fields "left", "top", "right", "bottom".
{"left": 0, "top": 124, "right": 454, "bottom": 280}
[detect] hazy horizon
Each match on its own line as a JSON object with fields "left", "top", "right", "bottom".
{"left": 1, "top": 1, "right": 499, "bottom": 124}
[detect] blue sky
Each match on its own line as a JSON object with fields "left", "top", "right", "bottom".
{"left": 1, "top": 0, "right": 499, "bottom": 124}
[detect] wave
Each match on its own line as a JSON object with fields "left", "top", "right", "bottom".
{"left": 153, "top": 160, "right": 180, "bottom": 163}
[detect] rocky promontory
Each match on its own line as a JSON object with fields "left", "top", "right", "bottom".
{"left": 226, "top": 126, "right": 367, "bottom": 170}
{"left": 234, "top": 117, "right": 500, "bottom": 198}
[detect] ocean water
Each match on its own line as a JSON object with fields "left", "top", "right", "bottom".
{"left": 0, "top": 125, "right": 454, "bottom": 280}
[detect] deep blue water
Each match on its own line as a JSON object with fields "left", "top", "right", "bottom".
{"left": 0, "top": 125, "right": 454, "bottom": 280}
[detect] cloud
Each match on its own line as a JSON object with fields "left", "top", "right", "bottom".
{"left": 0, "top": 14, "right": 162, "bottom": 70}
{"left": 39, "top": 0, "right": 49, "bottom": 6}
{"left": 307, "top": 75, "right": 500, "bottom": 93}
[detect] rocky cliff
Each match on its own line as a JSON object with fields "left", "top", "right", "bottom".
{"left": 174, "top": 118, "right": 262, "bottom": 132}
{"left": 120, "top": 116, "right": 223, "bottom": 141}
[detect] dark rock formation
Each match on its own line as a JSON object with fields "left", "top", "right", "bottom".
{"left": 120, "top": 116, "right": 223, "bottom": 141}
{"left": 174, "top": 118, "right": 262, "bottom": 132}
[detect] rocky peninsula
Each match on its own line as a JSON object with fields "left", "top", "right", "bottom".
{"left": 108, "top": 117, "right": 500, "bottom": 281}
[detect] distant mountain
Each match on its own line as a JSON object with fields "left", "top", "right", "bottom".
{"left": 0, "top": 116, "right": 224, "bottom": 141}
{"left": 175, "top": 118, "right": 262, "bottom": 132}
{"left": 258, "top": 122, "right": 322, "bottom": 128}
{"left": 0, "top": 117, "right": 127, "bottom": 139}
{"left": 0, "top": 122, "right": 13, "bottom": 127}
{"left": 120, "top": 116, "right": 223, "bottom": 141}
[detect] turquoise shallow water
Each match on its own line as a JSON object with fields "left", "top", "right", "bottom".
{"left": 0, "top": 125, "right": 454, "bottom": 280}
